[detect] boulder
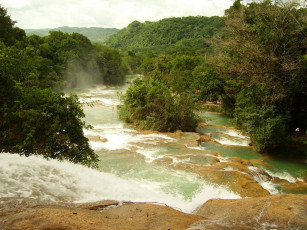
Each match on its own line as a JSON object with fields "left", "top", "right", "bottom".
{"left": 1, "top": 195, "right": 306, "bottom": 229}
{"left": 0, "top": 198, "right": 204, "bottom": 230}
{"left": 272, "top": 178, "right": 307, "bottom": 194}
{"left": 228, "top": 157, "right": 253, "bottom": 167}
{"left": 200, "top": 134, "right": 214, "bottom": 142}
{"left": 194, "top": 194, "right": 307, "bottom": 229}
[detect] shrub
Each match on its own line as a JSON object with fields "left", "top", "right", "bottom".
{"left": 118, "top": 77, "right": 200, "bottom": 132}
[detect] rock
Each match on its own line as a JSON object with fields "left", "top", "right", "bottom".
{"left": 250, "top": 159, "right": 273, "bottom": 167}
{"left": 152, "top": 156, "right": 174, "bottom": 165}
{"left": 175, "top": 132, "right": 201, "bottom": 147}
{"left": 101, "top": 137, "right": 108, "bottom": 142}
{"left": 194, "top": 194, "right": 307, "bottom": 229}
{"left": 0, "top": 198, "right": 204, "bottom": 230}
{"left": 247, "top": 166, "right": 273, "bottom": 182}
{"left": 279, "top": 181, "right": 307, "bottom": 193}
{"left": 200, "top": 134, "right": 214, "bottom": 142}
{"left": 228, "top": 157, "right": 253, "bottom": 167}
{"left": 76, "top": 200, "right": 119, "bottom": 210}
{"left": 86, "top": 135, "right": 108, "bottom": 142}
{"left": 1, "top": 196, "right": 306, "bottom": 229}
{"left": 214, "top": 161, "right": 250, "bottom": 173}
{"left": 172, "top": 162, "right": 270, "bottom": 197}
{"left": 272, "top": 178, "right": 307, "bottom": 193}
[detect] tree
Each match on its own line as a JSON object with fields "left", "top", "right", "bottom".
{"left": 0, "top": 87, "right": 98, "bottom": 166}
{"left": 118, "top": 77, "right": 200, "bottom": 132}
{"left": 105, "top": 16, "right": 223, "bottom": 55}
{"left": 211, "top": 0, "right": 307, "bottom": 152}
{"left": 96, "top": 45, "right": 126, "bottom": 85}
{"left": 0, "top": 5, "right": 26, "bottom": 45}
{"left": 0, "top": 6, "right": 98, "bottom": 166}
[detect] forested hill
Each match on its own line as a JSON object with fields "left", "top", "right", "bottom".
{"left": 25, "top": 26, "right": 119, "bottom": 43}
{"left": 104, "top": 16, "right": 223, "bottom": 53}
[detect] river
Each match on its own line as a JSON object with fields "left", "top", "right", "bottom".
{"left": 1, "top": 82, "right": 306, "bottom": 214}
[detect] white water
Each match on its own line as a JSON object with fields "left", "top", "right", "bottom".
{"left": 0, "top": 84, "right": 245, "bottom": 214}
{"left": 84, "top": 124, "right": 175, "bottom": 151}
{"left": 0, "top": 153, "right": 240, "bottom": 213}
{"left": 198, "top": 125, "right": 251, "bottom": 147}
{"left": 5, "top": 84, "right": 300, "bottom": 214}
{"left": 263, "top": 169, "right": 297, "bottom": 184}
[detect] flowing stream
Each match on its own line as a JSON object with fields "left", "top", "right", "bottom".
{"left": 198, "top": 112, "right": 307, "bottom": 186}
{"left": 1, "top": 82, "right": 306, "bottom": 214}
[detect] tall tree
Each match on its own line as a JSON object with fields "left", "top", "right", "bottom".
{"left": 211, "top": 0, "right": 307, "bottom": 152}
{"left": 0, "top": 5, "right": 25, "bottom": 45}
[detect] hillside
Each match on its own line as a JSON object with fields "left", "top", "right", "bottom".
{"left": 104, "top": 16, "right": 223, "bottom": 53}
{"left": 25, "top": 26, "right": 119, "bottom": 43}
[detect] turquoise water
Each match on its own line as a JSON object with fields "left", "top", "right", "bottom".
{"left": 75, "top": 84, "right": 242, "bottom": 212}
{"left": 201, "top": 142, "right": 260, "bottom": 160}
{"left": 199, "top": 112, "right": 307, "bottom": 182}
{"left": 78, "top": 84, "right": 306, "bottom": 200}
{"left": 200, "top": 112, "right": 233, "bottom": 127}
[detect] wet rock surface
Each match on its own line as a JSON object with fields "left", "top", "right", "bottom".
{"left": 172, "top": 161, "right": 270, "bottom": 197}
{"left": 0, "top": 198, "right": 204, "bottom": 230}
{"left": 194, "top": 194, "right": 307, "bottom": 230}
{"left": 141, "top": 130, "right": 272, "bottom": 198}
{"left": 1, "top": 195, "right": 307, "bottom": 229}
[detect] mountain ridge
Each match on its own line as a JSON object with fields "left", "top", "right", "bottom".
{"left": 25, "top": 26, "right": 119, "bottom": 43}
{"left": 104, "top": 16, "right": 223, "bottom": 53}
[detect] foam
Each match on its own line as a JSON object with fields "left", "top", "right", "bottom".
{"left": 0, "top": 153, "right": 241, "bottom": 213}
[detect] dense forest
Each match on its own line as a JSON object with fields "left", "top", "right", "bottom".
{"left": 1, "top": 0, "right": 306, "bottom": 163}
{"left": 119, "top": 0, "right": 307, "bottom": 154}
{"left": 26, "top": 26, "right": 119, "bottom": 44}
{"left": 105, "top": 16, "right": 223, "bottom": 54}
{"left": 0, "top": 5, "right": 126, "bottom": 166}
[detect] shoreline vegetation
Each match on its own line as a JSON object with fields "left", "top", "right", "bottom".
{"left": 0, "top": 5, "right": 125, "bottom": 166}
{"left": 116, "top": 0, "right": 306, "bottom": 158}
{"left": 1, "top": 1, "right": 307, "bottom": 228}
{"left": 2, "top": 0, "right": 306, "bottom": 163}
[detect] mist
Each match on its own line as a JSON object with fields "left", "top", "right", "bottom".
{"left": 64, "top": 58, "right": 103, "bottom": 89}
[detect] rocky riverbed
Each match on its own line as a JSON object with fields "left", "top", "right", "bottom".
{"left": 1, "top": 194, "right": 306, "bottom": 229}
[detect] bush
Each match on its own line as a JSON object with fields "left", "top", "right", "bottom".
{"left": 233, "top": 86, "right": 288, "bottom": 152}
{"left": 0, "top": 87, "right": 98, "bottom": 167}
{"left": 118, "top": 77, "right": 200, "bottom": 132}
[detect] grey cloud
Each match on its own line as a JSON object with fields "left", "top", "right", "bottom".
{"left": 1, "top": 0, "right": 233, "bottom": 29}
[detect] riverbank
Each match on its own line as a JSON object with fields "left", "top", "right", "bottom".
{"left": 2, "top": 85, "right": 306, "bottom": 228}
{"left": 1, "top": 194, "right": 306, "bottom": 229}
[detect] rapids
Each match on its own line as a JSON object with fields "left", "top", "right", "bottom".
{"left": 1, "top": 82, "right": 306, "bottom": 214}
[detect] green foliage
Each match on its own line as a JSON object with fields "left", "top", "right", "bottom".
{"left": 19, "top": 30, "right": 126, "bottom": 89}
{"left": 0, "top": 5, "right": 26, "bottom": 45}
{"left": 136, "top": 52, "right": 225, "bottom": 106}
{"left": 192, "top": 65, "right": 224, "bottom": 102}
{"left": 0, "top": 87, "right": 98, "bottom": 166}
{"left": 95, "top": 45, "right": 126, "bottom": 85}
{"left": 211, "top": 0, "right": 307, "bottom": 152}
{"left": 0, "top": 6, "right": 101, "bottom": 166}
{"left": 0, "top": 42, "right": 98, "bottom": 165}
{"left": 105, "top": 16, "right": 223, "bottom": 54}
{"left": 118, "top": 77, "right": 200, "bottom": 132}
{"left": 233, "top": 86, "right": 288, "bottom": 152}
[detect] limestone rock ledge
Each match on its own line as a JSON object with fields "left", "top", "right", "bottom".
{"left": 194, "top": 194, "right": 307, "bottom": 230}
{"left": 0, "top": 198, "right": 203, "bottom": 230}
{"left": 1, "top": 194, "right": 306, "bottom": 230}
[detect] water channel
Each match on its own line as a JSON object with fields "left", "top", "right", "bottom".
{"left": 1, "top": 82, "right": 306, "bottom": 214}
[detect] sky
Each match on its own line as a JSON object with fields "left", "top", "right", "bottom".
{"left": 1, "top": 0, "right": 235, "bottom": 29}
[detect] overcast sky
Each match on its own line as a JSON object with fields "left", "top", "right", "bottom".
{"left": 1, "top": 0, "right": 235, "bottom": 29}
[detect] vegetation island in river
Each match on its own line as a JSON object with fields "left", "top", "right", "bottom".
{"left": 1, "top": 0, "right": 306, "bottom": 165}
